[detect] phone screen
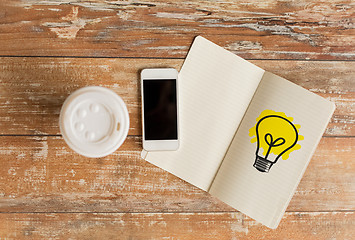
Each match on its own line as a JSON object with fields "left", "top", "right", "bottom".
{"left": 143, "top": 79, "right": 178, "bottom": 140}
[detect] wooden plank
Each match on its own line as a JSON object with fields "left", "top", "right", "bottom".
{"left": 0, "top": 1, "right": 354, "bottom": 59}
{"left": 0, "top": 212, "right": 354, "bottom": 239}
{"left": 0, "top": 136, "right": 353, "bottom": 212}
{"left": 0, "top": 58, "right": 181, "bottom": 136}
{"left": 0, "top": 58, "right": 353, "bottom": 136}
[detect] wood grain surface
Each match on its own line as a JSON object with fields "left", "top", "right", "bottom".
{"left": 0, "top": 0, "right": 354, "bottom": 239}
{"left": 0, "top": 0, "right": 354, "bottom": 59}
{"left": 0, "top": 58, "right": 353, "bottom": 136}
{"left": 0, "top": 212, "right": 354, "bottom": 239}
{"left": 0, "top": 136, "right": 354, "bottom": 213}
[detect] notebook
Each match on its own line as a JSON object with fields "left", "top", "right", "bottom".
{"left": 141, "top": 36, "right": 335, "bottom": 229}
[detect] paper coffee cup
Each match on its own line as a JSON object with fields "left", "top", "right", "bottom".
{"left": 59, "top": 86, "right": 129, "bottom": 158}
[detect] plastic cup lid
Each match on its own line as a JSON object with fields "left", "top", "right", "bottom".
{"left": 59, "top": 86, "right": 129, "bottom": 158}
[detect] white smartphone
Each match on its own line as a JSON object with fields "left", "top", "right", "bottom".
{"left": 141, "top": 68, "right": 179, "bottom": 151}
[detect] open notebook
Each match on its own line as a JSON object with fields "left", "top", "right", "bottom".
{"left": 141, "top": 36, "right": 335, "bottom": 229}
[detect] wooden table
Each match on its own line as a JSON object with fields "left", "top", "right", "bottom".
{"left": 0, "top": 1, "right": 354, "bottom": 239}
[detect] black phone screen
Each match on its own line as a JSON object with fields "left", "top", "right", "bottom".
{"left": 143, "top": 79, "right": 178, "bottom": 140}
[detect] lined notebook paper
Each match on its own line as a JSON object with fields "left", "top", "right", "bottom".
{"left": 142, "top": 36, "right": 335, "bottom": 228}
{"left": 209, "top": 72, "right": 335, "bottom": 228}
{"left": 143, "top": 36, "right": 265, "bottom": 191}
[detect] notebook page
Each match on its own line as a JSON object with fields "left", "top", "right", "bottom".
{"left": 143, "top": 36, "right": 265, "bottom": 191}
{"left": 209, "top": 72, "right": 335, "bottom": 228}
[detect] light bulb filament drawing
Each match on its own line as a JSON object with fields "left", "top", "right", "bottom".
{"left": 264, "top": 133, "right": 285, "bottom": 159}
{"left": 249, "top": 110, "right": 304, "bottom": 173}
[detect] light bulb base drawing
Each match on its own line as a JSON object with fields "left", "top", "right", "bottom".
{"left": 253, "top": 155, "right": 274, "bottom": 173}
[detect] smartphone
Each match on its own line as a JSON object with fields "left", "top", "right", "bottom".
{"left": 141, "top": 68, "right": 179, "bottom": 151}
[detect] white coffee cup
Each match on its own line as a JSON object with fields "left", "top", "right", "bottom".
{"left": 59, "top": 86, "right": 129, "bottom": 158}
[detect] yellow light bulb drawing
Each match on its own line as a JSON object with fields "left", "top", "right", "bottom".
{"left": 249, "top": 110, "right": 304, "bottom": 173}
